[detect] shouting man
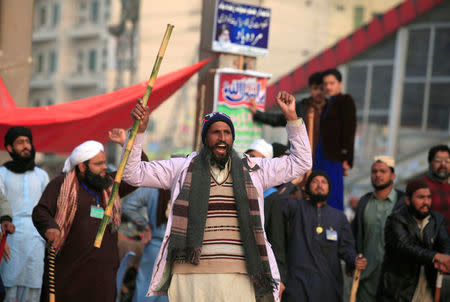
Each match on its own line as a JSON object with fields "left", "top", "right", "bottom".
{"left": 121, "top": 92, "right": 312, "bottom": 301}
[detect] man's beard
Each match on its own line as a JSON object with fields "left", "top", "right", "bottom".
{"left": 309, "top": 193, "right": 328, "bottom": 204}
{"left": 4, "top": 146, "right": 36, "bottom": 173}
{"left": 11, "top": 148, "right": 33, "bottom": 160}
{"left": 408, "top": 203, "right": 430, "bottom": 220}
{"left": 372, "top": 179, "right": 393, "bottom": 191}
{"left": 432, "top": 168, "right": 448, "bottom": 180}
{"left": 85, "top": 166, "right": 112, "bottom": 192}
{"left": 206, "top": 141, "right": 231, "bottom": 170}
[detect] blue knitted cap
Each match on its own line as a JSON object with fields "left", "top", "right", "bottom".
{"left": 201, "top": 112, "right": 235, "bottom": 144}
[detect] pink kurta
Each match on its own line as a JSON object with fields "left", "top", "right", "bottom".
{"left": 121, "top": 119, "right": 312, "bottom": 300}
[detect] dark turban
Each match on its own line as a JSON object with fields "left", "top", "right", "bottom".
{"left": 4, "top": 126, "right": 33, "bottom": 147}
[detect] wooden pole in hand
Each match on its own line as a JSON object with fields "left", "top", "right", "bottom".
{"left": 48, "top": 248, "right": 57, "bottom": 302}
{"left": 299, "top": 107, "right": 315, "bottom": 189}
{"left": 306, "top": 108, "right": 314, "bottom": 178}
{"left": 349, "top": 269, "right": 361, "bottom": 302}
{"left": 195, "top": 84, "right": 206, "bottom": 151}
{"left": 435, "top": 272, "right": 443, "bottom": 302}
{"left": 94, "top": 24, "right": 174, "bottom": 248}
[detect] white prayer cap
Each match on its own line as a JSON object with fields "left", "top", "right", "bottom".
{"left": 63, "top": 140, "right": 104, "bottom": 173}
{"left": 246, "top": 139, "right": 273, "bottom": 159}
{"left": 373, "top": 155, "right": 395, "bottom": 168}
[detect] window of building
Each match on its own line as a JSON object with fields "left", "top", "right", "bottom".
{"left": 354, "top": 6, "right": 364, "bottom": 29}
{"left": 427, "top": 84, "right": 450, "bottom": 131}
{"left": 89, "top": 49, "right": 97, "bottom": 72}
{"left": 368, "top": 65, "right": 392, "bottom": 124}
{"left": 37, "top": 54, "right": 44, "bottom": 73}
{"left": 432, "top": 27, "right": 450, "bottom": 76}
{"left": 49, "top": 50, "right": 57, "bottom": 74}
{"left": 47, "top": 98, "right": 54, "bottom": 106}
{"left": 52, "top": 3, "right": 60, "bottom": 26}
{"left": 102, "top": 47, "right": 108, "bottom": 71}
{"left": 39, "top": 6, "right": 47, "bottom": 27}
{"left": 405, "top": 28, "right": 430, "bottom": 77}
{"left": 401, "top": 24, "right": 450, "bottom": 131}
{"left": 77, "top": 51, "right": 84, "bottom": 73}
{"left": 91, "top": 1, "right": 99, "bottom": 23}
{"left": 346, "top": 65, "right": 367, "bottom": 116}
{"left": 33, "top": 99, "right": 41, "bottom": 107}
{"left": 400, "top": 83, "right": 424, "bottom": 128}
{"left": 346, "top": 62, "right": 393, "bottom": 125}
{"left": 78, "top": 1, "right": 87, "bottom": 24}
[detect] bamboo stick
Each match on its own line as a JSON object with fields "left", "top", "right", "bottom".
{"left": 94, "top": 24, "right": 174, "bottom": 248}
{"left": 48, "top": 248, "right": 57, "bottom": 302}
{"left": 195, "top": 84, "right": 206, "bottom": 151}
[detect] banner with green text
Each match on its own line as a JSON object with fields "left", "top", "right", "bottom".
{"left": 214, "top": 68, "right": 271, "bottom": 152}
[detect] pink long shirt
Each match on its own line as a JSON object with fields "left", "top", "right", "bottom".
{"left": 121, "top": 119, "right": 312, "bottom": 300}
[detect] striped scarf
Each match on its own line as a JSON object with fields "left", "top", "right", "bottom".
{"left": 168, "top": 148, "right": 276, "bottom": 297}
{"left": 54, "top": 170, "right": 121, "bottom": 251}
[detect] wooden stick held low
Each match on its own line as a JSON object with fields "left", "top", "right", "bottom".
{"left": 435, "top": 272, "right": 443, "bottom": 302}
{"left": 48, "top": 248, "right": 57, "bottom": 302}
{"left": 305, "top": 108, "right": 314, "bottom": 179}
{"left": 94, "top": 24, "right": 174, "bottom": 248}
{"left": 349, "top": 269, "right": 361, "bottom": 302}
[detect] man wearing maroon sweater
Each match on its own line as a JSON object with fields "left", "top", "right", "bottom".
{"left": 420, "top": 144, "right": 450, "bottom": 234}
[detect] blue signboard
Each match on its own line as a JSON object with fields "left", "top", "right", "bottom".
{"left": 212, "top": 0, "right": 271, "bottom": 57}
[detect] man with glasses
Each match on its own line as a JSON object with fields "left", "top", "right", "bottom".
{"left": 420, "top": 144, "right": 450, "bottom": 301}
{"left": 420, "top": 145, "right": 450, "bottom": 234}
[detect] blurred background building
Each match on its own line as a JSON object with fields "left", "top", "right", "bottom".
{"left": 23, "top": 0, "right": 401, "bottom": 159}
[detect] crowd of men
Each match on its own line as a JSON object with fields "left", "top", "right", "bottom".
{"left": 0, "top": 69, "right": 448, "bottom": 302}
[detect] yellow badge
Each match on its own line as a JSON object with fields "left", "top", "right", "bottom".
{"left": 316, "top": 226, "right": 323, "bottom": 234}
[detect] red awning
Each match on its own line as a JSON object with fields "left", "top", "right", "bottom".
{"left": 0, "top": 57, "right": 214, "bottom": 154}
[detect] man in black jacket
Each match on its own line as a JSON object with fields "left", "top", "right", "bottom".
{"left": 352, "top": 156, "right": 405, "bottom": 302}
{"left": 379, "top": 179, "right": 450, "bottom": 302}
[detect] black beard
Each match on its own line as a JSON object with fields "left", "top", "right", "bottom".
{"left": 408, "top": 204, "right": 430, "bottom": 220}
{"left": 85, "top": 166, "right": 112, "bottom": 192}
{"left": 4, "top": 147, "right": 36, "bottom": 173}
{"left": 309, "top": 193, "right": 328, "bottom": 204}
{"left": 206, "top": 141, "right": 231, "bottom": 170}
{"left": 372, "top": 180, "right": 393, "bottom": 191}
{"left": 432, "top": 169, "right": 448, "bottom": 180}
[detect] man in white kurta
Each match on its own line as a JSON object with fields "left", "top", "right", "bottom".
{"left": 0, "top": 126, "right": 49, "bottom": 302}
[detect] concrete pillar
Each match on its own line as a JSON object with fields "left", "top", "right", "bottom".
{"left": 387, "top": 27, "right": 408, "bottom": 156}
